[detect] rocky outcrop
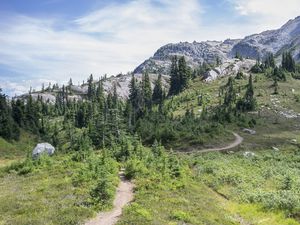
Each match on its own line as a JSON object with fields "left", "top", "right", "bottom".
{"left": 230, "top": 16, "right": 300, "bottom": 60}
{"left": 135, "top": 16, "right": 300, "bottom": 76}
{"left": 134, "top": 39, "right": 240, "bottom": 74}
{"left": 204, "top": 59, "right": 256, "bottom": 81}
{"left": 32, "top": 143, "right": 55, "bottom": 158}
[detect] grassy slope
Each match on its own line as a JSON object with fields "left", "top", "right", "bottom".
{"left": 0, "top": 155, "right": 96, "bottom": 225}
{"left": 0, "top": 73, "right": 300, "bottom": 225}
{"left": 119, "top": 74, "right": 300, "bottom": 224}
{"left": 0, "top": 131, "right": 37, "bottom": 168}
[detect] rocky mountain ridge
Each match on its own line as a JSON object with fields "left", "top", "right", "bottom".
{"left": 135, "top": 16, "right": 300, "bottom": 75}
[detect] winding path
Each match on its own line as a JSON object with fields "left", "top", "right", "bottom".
{"left": 84, "top": 133, "right": 243, "bottom": 225}
{"left": 185, "top": 132, "right": 243, "bottom": 154}
{"left": 85, "top": 171, "right": 134, "bottom": 225}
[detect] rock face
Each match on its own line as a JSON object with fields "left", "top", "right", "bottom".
{"left": 134, "top": 39, "right": 240, "bottom": 74}
{"left": 230, "top": 16, "right": 300, "bottom": 60}
{"left": 32, "top": 143, "right": 55, "bottom": 158}
{"left": 204, "top": 58, "right": 256, "bottom": 81}
{"left": 134, "top": 16, "right": 300, "bottom": 75}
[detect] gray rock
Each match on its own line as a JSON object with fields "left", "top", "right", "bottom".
{"left": 134, "top": 40, "right": 240, "bottom": 74}
{"left": 242, "top": 128, "right": 256, "bottom": 135}
{"left": 272, "top": 147, "right": 280, "bottom": 151}
{"left": 204, "top": 59, "right": 255, "bottom": 81}
{"left": 230, "top": 16, "right": 300, "bottom": 61}
{"left": 32, "top": 143, "right": 55, "bottom": 158}
{"left": 243, "top": 151, "right": 255, "bottom": 157}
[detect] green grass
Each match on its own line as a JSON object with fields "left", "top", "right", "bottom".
{"left": 193, "top": 144, "right": 300, "bottom": 224}
{"left": 0, "top": 131, "right": 37, "bottom": 160}
{"left": 118, "top": 178, "right": 239, "bottom": 225}
{"left": 0, "top": 153, "right": 119, "bottom": 225}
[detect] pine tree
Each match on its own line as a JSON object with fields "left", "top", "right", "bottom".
{"left": 152, "top": 74, "right": 163, "bottom": 104}
{"left": 237, "top": 74, "right": 256, "bottom": 111}
{"left": 0, "top": 89, "right": 19, "bottom": 140}
{"left": 178, "top": 56, "right": 190, "bottom": 91}
{"left": 168, "top": 56, "right": 179, "bottom": 96}
{"left": 264, "top": 53, "right": 275, "bottom": 68}
{"left": 282, "top": 51, "right": 295, "bottom": 72}
{"left": 12, "top": 99, "right": 25, "bottom": 127}
{"left": 142, "top": 72, "right": 152, "bottom": 111}
{"left": 87, "top": 74, "right": 95, "bottom": 100}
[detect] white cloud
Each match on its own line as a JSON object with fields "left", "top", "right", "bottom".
{"left": 231, "top": 0, "right": 300, "bottom": 29}
{"left": 0, "top": 78, "right": 57, "bottom": 97}
{"left": 0, "top": 0, "right": 206, "bottom": 95}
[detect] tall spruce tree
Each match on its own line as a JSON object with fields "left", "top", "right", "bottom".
{"left": 282, "top": 51, "right": 295, "bottom": 72}
{"left": 142, "top": 72, "right": 152, "bottom": 111}
{"left": 178, "top": 56, "right": 190, "bottom": 91}
{"left": 168, "top": 56, "right": 179, "bottom": 96}
{"left": 0, "top": 89, "right": 20, "bottom": 140}
{"left": 152, "top": 74, "right": 163, "bottom": 105}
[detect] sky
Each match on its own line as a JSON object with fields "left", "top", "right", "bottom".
{"left": 0, "top": 0, "right": 300, "bottom": 96}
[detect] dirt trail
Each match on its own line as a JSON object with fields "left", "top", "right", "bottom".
{"left": 85, "top": 171, "right": 134, "bottom": 225}
{"left": 186, "top": 132, "right": 243, "bottom": 154}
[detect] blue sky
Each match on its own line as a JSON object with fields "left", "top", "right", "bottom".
{"left": 0, "top": 0, "right": 299, "bottom": 96}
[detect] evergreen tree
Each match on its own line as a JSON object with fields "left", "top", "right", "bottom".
{"left": 236, "top": 74, "right": 256, "bottom": 111}
{"left": 87, "top": 74, "right": 95, "bottom": 100}
{"left": 168, "top": 56, "right": 179, "bottom": 96}
{"left": 0, "top": 89, "right": 20, "bottom": 140}
{"left": 282, "top": 51, "right": 295, "bottom": 72}
{"left": 264, "top": 53, "right": 275, "bottom": 68}
{"left": 178, "top": 56, "right": 190, "bottom": 91}
{"left": 12, "top": 99, "right": 25, "bottom": 127}
{"left": 142, "top": 72, "right": 152, "bottom": 111}
{"left": 168, "top": 56, "right": 190, "bottom": 96}
{"left": 152, "top": 74, "right": 164, "bottom": 105}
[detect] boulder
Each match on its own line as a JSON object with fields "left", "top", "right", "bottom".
{"left": 242, "top": 128, "right": 256, "bottom": 135}
{"left": 32, "top": 143, "right": 55, "bottom": 158}
{"left": 243, "top": 151, "right": 255, "bottom": 157}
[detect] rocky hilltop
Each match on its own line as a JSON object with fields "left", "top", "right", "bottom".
{"left": 18, "top": 73, "right": 170, "bottom": 102}
{"left": 135, "top": 16, "right": 300, "bottom": 75}
{"left": 134, "top": 39, "right": 240, "bottom": 74}
{"left": 230, "top": 16, "right": 300, "bottom": 60}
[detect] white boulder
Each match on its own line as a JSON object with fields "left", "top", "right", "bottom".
{"left": 32, "top": 143, "right": 55, "bottom": 158}
{"left": 242, "top": 128, "right": 256, "bottom": 135}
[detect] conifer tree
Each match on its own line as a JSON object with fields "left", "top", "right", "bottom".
{"left": 152, "top": 74, "right": 163, "bottom": 105}
{"left": 87, "top": 74, "right": 95, "bottom": 100}
{"left": 142, "top": 72, "right": 152, "bottom": 111}
{"left": 0, "top": 89, "right": 19, "bottom": 140}
{"left": 178, "top": 56, "right": 190, "bottom": 91}
{"left": 168, "top": 56, "right": 179, "bottom": 96}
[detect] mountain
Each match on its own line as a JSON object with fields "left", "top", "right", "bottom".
{"left": 134, "top": 39, "right": 240, "bottom": 74}
{"left": 230, "top": 16, "right": 300, "bottom": 60}
{"left": 134, "top": 16, "right": 300, "bottom": 75}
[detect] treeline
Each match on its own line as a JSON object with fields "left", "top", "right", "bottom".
{"left": 0, "top": 90, "right": 47, "bottom": 140}
{"left": 251, "top": 51, "right": 299, "bottom": 80}
{"left": 1, "top": 55, "right": 258, "bottom": 151}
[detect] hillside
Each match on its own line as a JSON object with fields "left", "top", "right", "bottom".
{"left": 1, "top": 15, "right": 300, "bottom": 225}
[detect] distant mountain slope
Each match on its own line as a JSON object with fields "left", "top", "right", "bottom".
{"left": 134, "top": 39, "right": 240, "bottom": 74}
{"left": 135, "top": 16, "right": 300, "bottom": 75}
{"left": 17, "top": 73, "right": 170, "bottom": 102}
{"left": 230, "top": 16, "right": 300, "bottom": 60}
